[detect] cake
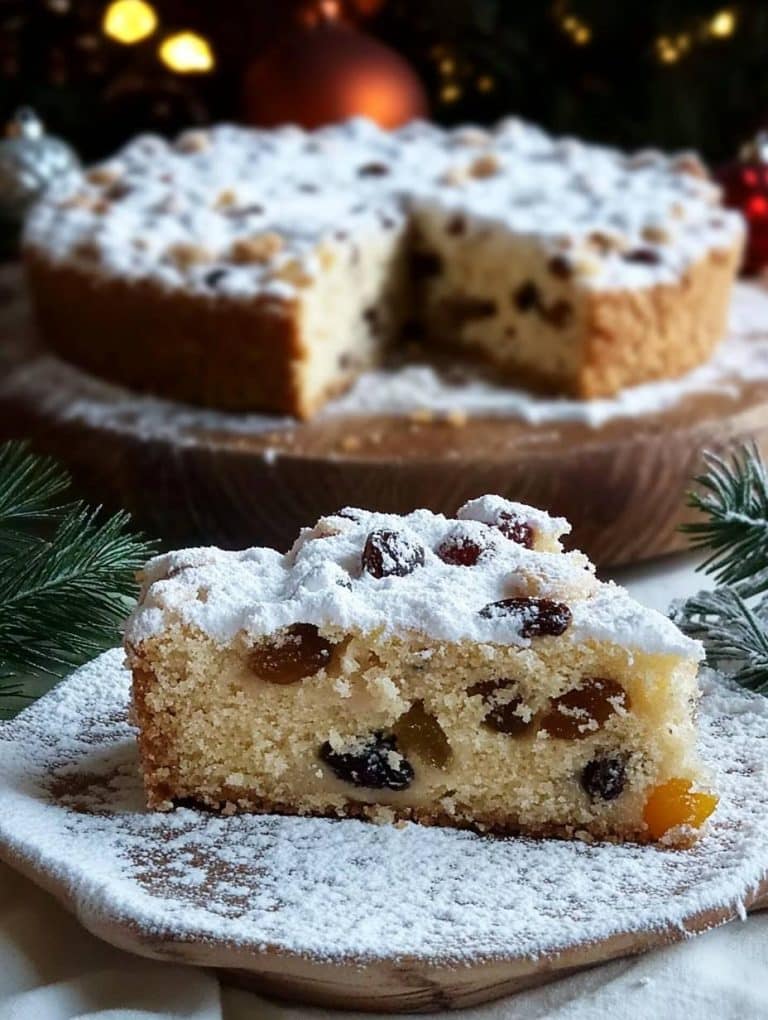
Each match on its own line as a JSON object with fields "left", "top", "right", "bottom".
{"left": 124, "top": 496, "right": 718, "bottom": 846}
{"left": 24, "top": 118, "right": 743, "bottom": 418}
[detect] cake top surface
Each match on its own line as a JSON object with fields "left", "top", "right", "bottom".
{"left": 125, "top": 495, "right": 701, "bottom": 659}
{"left": 1, "top": 650, "right": 766, "bottom": 966}
{"left": 25, "top": 116, "right": 742, "bottom": 298}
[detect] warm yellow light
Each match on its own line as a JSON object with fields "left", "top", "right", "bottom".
{"left": 562, "top": 14, "right": 592, "bottom": 46}
{"left": 439, "top": 57, "right": 456, "bottom": 75}
{"left": 159, "top": 31, "right": 214, "bottom": 73}
{"left": 476, "top": 75, "right": 494, "bottom": 93}
{"left": 440, "top": 83, "right": 462, "bottom": 104}
{"left": 656, "top": 33, "right": 691, "bottom": 64}
{"left": 710, "top": 8, "right": 736, "bottom": 37}
{"left": 103, "top": 0, "right": 157, "bottom": 45}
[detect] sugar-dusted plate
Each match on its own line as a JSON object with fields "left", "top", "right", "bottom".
{"left": 0, "top": 650, "right": 766, "bottom": 1013}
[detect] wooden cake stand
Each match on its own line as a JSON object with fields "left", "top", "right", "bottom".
{"left": 2, "top": 264, "right": 768, "bottom": 565}
{"left": 0, "top": 650, "right": 766, "bottom": 1013}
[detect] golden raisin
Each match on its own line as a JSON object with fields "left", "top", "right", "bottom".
{"left": 248, "top": 623, "right": 334, "bottom": 684}
{"left": 643, "top": 778, "right": 718, "bottom": 840}
{"left": 540, "top": 677, "right": 629, "bottom": 740}
{"left": 393, "top": 701, "right": 452, "bottom": 769}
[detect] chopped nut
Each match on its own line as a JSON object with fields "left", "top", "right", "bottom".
{"left": 167, "top": 242, "right": 212, "bottom": 269}
{"left": 214, "top": 188, "right": 237, "bottom": 209}
{"left": 317, "top": 243, "right": 336, "bottom": 271}
{"left": 340, "top": 434, "right": 362, "bottom": 452}
{"left": 469, "top": 153, "right": 502, "bottom": 179}
{"left": 587, "top": 230, "right": 625, "bottom": 254}
{"left": 273, "top": 258, "right": 313, "bottom": 288}
{"left": 408, "top": 408, "right": 435, "bottom": 424}
{"left": 439, "top": 166, "right": 468, "bottom": 187}
{"left": 573, "top": 255, "right": 602, "bottom": 277}
{"left": 230, "top": 233, "right": 284, "bottom": 265}
{"left": 642, "top": 225, "right": 670, "bottom": 244}
{"left": 176, "top": 130, "right": 209, "bottom": 153}
{"left": 86, "top": 166, "right": 120, "bottom": 186}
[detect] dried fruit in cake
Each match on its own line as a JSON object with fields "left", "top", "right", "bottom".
{"left": 248, "top": 623, "right": 334, "bottom": 684}
{"left": 320, "top": 732, "right": 415, "bottom": 790}
{"left": 479, "top": 597, "right": 572, "bottom": 637}
{"left": 581, "top": 754, "right": 628, "bottom": 802}
{"left": 540, "top": 677, "right": 629, "bottom": 740}
{"left": 495, "top": 511, "right": 534, "bottom": 548}
{"left": 643, "top": 778, "right": 719, "bottom": 840}
{"left": 361, "top": 529, "right": 425, "bottom": 578}
{"left": 467, "top": 680, "right": 534, "bottom": 736}
{"left": 393, "top": 701, "right": 452, "bottom": 768}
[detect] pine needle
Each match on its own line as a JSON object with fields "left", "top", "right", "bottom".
{"left": 0, "top": 441, "right": 156, "bottom": 712}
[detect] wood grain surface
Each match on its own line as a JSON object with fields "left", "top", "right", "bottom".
{"left": 1, "top": 264, "right": 767, "bottom": 564}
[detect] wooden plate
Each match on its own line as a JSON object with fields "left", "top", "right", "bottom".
{"left": 3, "top": 265, "right": 768, "bottom": 565}
{"left": 0, "top": 650, "right": 766, "bottom": 1013}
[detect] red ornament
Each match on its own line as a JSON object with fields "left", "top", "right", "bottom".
{"left": 716, "top": 132, "right": 768, "bottom": 275}
{"left": 243, "top": 20, "right": 428, "bottom": 131}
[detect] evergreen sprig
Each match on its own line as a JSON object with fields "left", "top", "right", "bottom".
{"left": 674, "top": 444, "right": 768, "bottom": 694}
{"left": 0, "top": 441, "right": 155, "bottom": 715}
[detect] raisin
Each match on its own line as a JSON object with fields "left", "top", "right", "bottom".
{"left": 437, "top": 533, "right": 487, "bottom": 566}
{"left": 495, "top": 511, "right": 534, "bottom": 548}
{"left": 320, "top": 732, "right": 414, "bottom": 790}
{"left": 623, "top": 248, "right": 661, "bottom": 265}
{"left": 249, "top": 623, "right": 334, "bottom": 684}
{"left": 540, "top": 677, "right": 629, "bottom": 740}
{"left": 393, "top": 701, "right": 451, "bottom": 768}
{"left": 363, "top": 306, "right": 380, "bottom": 332}
{"left": 362, "top": 530, "right": 425, "bottom": 579}
{"left": 542, "top": 298, "right": 574, "bottom": 329}
{"left": 547, "top": 254, "right": 572, "bottom": 279}
{"left": 479, "top": 597, "right": 572, "bottom": 637}
{"left": 513, "top": 280, "right": 540, "bottom": 311}
{"left": 467, "top": 679, "right": 533, "bottom": 736}
{"left": 581, "top": 755, "right": 627, "bottom": 801}
{"left": 204, "top": 268, "right": 228, "bottom": 290}
{"left": 358, "top": 162, "right": 390, "bottom": 177}
{"left": 446, "top": 214, "right": 467, "bottom": 236}
{"left": 411, "top": 250, "right": 444, "bottom": 278}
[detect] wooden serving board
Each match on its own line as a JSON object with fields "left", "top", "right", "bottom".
{"left": 0, "top": 650, "right": 767, "bottom": 1014}
{"left": 2, "top": 264, "right": 768, "bottom": 565}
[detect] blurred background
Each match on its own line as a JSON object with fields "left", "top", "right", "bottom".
{"left": 1, "top": 0, "right": 767, "bottom": 164}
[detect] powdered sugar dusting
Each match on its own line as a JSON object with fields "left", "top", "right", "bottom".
{"left": 124, "top": 500, "right": 699, "bottom": 658}
{"left": 0, "top": 650, "right": 765, "bottom": 966}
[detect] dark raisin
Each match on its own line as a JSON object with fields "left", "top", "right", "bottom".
{"left": 513, "top": 280, "right": 540, "bottom": 311}
{"left": 320, "top": 732, "right": 414, "bottom": 790}
{"left": 106, "top": 180, "right": 132, "bottom": 201}
{"left": 623, "top": 248, "right": 661, "bottom": 265}
{"left": 337, "top": 507, "right": 363, "bottom": 521}
{"left": 479, "top": 597, "right": 572, "bottom": 637}
{"left": 363, "top": 306, "right": 380, "bottom": 332}
{"left": 495, "top": 511, "right": 534, "bottom": 548}
{"left": 548, "top": 254, "right": 572, "bottom": 279}
{"left": 446, "top": 214, "right": 467, "bottom": 236}
{"left": 362, "top": 529, "right": 425, "bottom": 579}
{"left": 540, "top": 678, "right": 629, "bottom": 740}
{"left": 358, "top": 162, "right": 390, "bottom": 177}
{"left": 581, "top": 755, "right": 627, "bottom": 801}
{"left": 411, "top": 250, "right": 444, "bottom": 278}
{"left": 248, "top": 623, "right": 334, "bottom": 684}
{"left": 542, "top": 299, "right": 574, "bottom": 329}
{"left": 467, "top": 679, "right": 533, "bottom": 736}
{"left": 437, "top": 532, "right": 488, "bottom": 566}
{"left": 204, "top": 268, "right": 228, "bottom": 289}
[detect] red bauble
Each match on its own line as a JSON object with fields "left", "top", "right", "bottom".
{"left": 716, "top": 132, "right": 768, "bottom": 275}
{"left": 243, "top": 21, "right": 428, "bottom": 130}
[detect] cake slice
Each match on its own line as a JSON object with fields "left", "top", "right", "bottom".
{"left": 125, "top": 496, "right": 717, "bottom": 846}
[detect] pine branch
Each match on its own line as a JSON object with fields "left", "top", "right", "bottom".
{"left": 0, "top": 441, "right": 156, "bottom": 712}
{"left": 680, "top": 443, "right": 768, "bottom": 597}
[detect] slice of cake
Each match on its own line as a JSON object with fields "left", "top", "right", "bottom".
{"left": 25, "top": 118, "right": 743, "bottom": 417}
{"left": 125, "top": 496, "right": 717, "bottom": 846}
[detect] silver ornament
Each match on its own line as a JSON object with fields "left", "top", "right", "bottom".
{"left": 0, "top": 108, "right": 80, "bottom": 231}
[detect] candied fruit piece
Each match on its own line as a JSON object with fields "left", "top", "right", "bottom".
{"left": 393, "top": 701, "right": 452, "bottom": 768}
{"left": 320, "top": 732, "right": 414, "bottom": 790}
{"left": 361, "top": 529, "right": 425, "bottom": 579}
{"left": 249, "top": 623, "right": 333, "bottom": 684}
{"left": 479, "top": 597, "right": 572, "bottom": 637}
{"left": 495, "top": 511, "right": 534, "bottom": 548}
{"left": 540, "top": 677, "right": 629, "bottom": 740}
{"left": 643, "top": 778, "right": 718, "bottom": 840}
{"left": 581, "top": 755, "right": 627, "bottom": 801}
{"left": 467, "top": 679, "right": 533, "bottom": 736}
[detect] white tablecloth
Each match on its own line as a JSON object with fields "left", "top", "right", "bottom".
{"left": 2, "top": 555, "right": 767, "bottom": 1020}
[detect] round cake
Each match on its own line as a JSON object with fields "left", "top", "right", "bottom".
{"left": 23, "top": 117, "right": 744, "bottom": 418}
